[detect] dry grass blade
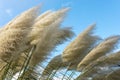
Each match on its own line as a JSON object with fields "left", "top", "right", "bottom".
{"left": 105, "top": 69, "right": 120, "bottom": 80}
{"left": 76, "top": 66, "right": 113, "bottom": 80}
{"left": 76, "top": 67, "right": 101, "bottom": 80}
{"left": 77, "top": 35, "right": 120, "bottom": 71}
{"left": 0, "top": 59, "right": 7, "bottom": 71}
{"left": 0, "top": 59, "right": 7, "bottom": 79}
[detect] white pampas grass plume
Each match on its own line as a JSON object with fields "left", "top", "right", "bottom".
{"left": 77, "top": 35, "right": 120, "bottom": 71}
{"left": 62, "top": 24, "right": 100, "bottom": 67}
{"left": 29, "top": 20, "right": 74, "bottom": 67}
{"left": 38, "top": 8, "right": 69, "bottom": 26}
{"left": 76, "top": 55, "right": 120, "bottom": 80}
{"left": 0, "top": 6, "right": 40, "bottom": 62}
{"left": 29, "top": 8, "right": 70, "bottom": 45}
{"left": 0, "top": 29, "right": 27, "bottom": 62}
{"left": 76, "top": 37, "right": 120, "bottom": 80}
{"left": 27, "top": 10, "right": 53, "bottom": 45}
{"left": 83, "top": 51, "right": 120, "bottom": 73}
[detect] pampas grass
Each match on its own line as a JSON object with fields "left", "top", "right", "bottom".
{"left": 0, "top": 29, "right": 29, "bottom": 62}
{"left": 62, "top": 24, "right": 100, "bottom": 70}
{"left": 29, "top": 21, "right": 73, "bottom": 67}
{"left": 12, "top": 8, "right": 73, "bottom": 79}
{"left": 83, "top": 51, "right": 120, "bottom": 73}
{"left": 28, "top": 8, "right": 72, "bottom": 67}
{"left": 0, "top": 6, "right": 40, "bottom": 80}
{"left": 76, "top": 38, "right": 120, "bottom": 80}
{"left": 29, "top": 8, "right": 69, "bottom": 45}
{"left": 8, "top": 10, "right": 53, "bottom": 75}
{"left": 29, "top": 24, "right": 73, "bottom": 79}
{"left": 0, "top": 6, "right": 40, "bottom": 62}
{"left": 4, "top": 8, "right": 73, "bottom": 79}
{"left": 77, "top": 35, "right": 120, "bottom": 71}
{"left": 1, "top": 5, "right": 120, "bottom": 80}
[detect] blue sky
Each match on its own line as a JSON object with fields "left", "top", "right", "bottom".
{"left": 0, "top": 0, "right": 120, "bottom": 55}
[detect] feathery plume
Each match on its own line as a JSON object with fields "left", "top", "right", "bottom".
{"left": 62, "top": 24, "right": 100, "bottom": 69}
{"left": 29, "top": 20, "right": 73, "bottom": 67}
{"left": 83, "top": 51, "right": 120, "bottom": 73}
{"left": 0, "top": 29, "right": 28, "bottom": 62}
{"left": 77, "top": 35, "right": 120, "bottom": 71}
{"left": 38, "top": 7, "right": 69, "bottom": 26}
{"left": 29, "top": 8, "right": 70, "bottom": 45}
{"left": 0, "top": 6, "right": 40, "bottom": 62}
{"left": 76, "top": 49, "right": 120, "bottom": 80}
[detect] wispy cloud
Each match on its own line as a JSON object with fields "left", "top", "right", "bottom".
{"left": 5, "top": 9, "right": 13, "bottom": 17}
{"left": 61, "top": 1, "right": 73, "bottom": 7}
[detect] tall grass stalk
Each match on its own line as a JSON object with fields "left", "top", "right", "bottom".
{"left": 17, "top": 46, "right": 35, "bottom": 80}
